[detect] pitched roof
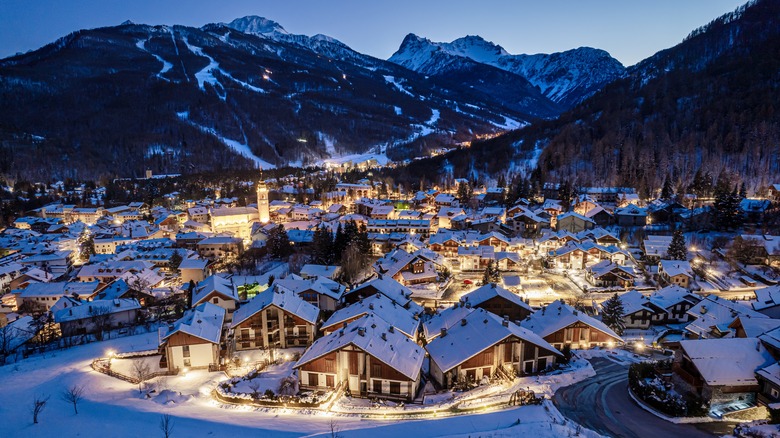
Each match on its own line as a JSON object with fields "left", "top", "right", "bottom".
{"left": 192, "top": 275, "right": 238, "bottom": 305}
{"left": 679, "top": 338, "right": 774, "bottom": 386}
{"left": 685, "top": 295, "right": 768, "bottom": 339}
{"left": 426, "top": 308, "right": 560, "bottom": 373}
{"left": 54, "top": 299, "right": 141, "bottom": 323}
{"left": 160, "top": 302, "right": 225, "bottom": 344}
{"left": 521, "top": 300, "right": 622, "bottom": 342}
{"left": 461, "top": 283, "right": 533, "bottom": 315}
{"left": 322, "top": 293, "right": 420, "bottom": 338}
{"left": 231, "top": 287, "right": 319, "bottom": 328}
{"left": 294, "top": 313, "right": 424, "bottom": 381}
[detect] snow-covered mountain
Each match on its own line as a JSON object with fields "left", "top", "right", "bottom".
{"left": 389, "top": 34, "right": 626, "bottom": 108}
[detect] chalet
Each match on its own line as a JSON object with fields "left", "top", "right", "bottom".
{"left": 555, "top": 212, "right": 595, "bottom": 233}
{"left": 740, "top": 199, "right": 772, "bottom": 222}
{"left": 191, "top": 275, "right": 238, "bottom": 316}
{"left": 757, "top": 363, "right": 780, "bottom": 408}
{"left": 672, "top": 338, "right": 773, "bottom": 408}
{"left": 614, "top": 204, "right": 648, "bottom": 226}
{"left": 299, "top": 264, "right": 341, "bottom": 280}
{"left": 658, "top": 260, "right": 694, "bottom": 289}
{"left": 159, "top": 302, "right": 225, "bottom": 371}
{"left": 230, "top": 288, "right": 319, "bottom": 351}
{"left": 684, "top": 295, "right": 768, "bottom": 339}
{"left": 422, "top": 301, "right": 475, "bottom": 343}
{"left": 320, "top": 293, "right": 419, "bottom": 339}
{"left": 642, "top": 235, "right": 673, "bottom": 264}
{"left": 372, "top": 248, "right": 441, "bottom": 286}
{"left": 461, "top": 283, "right": 533, "bottom": 322}
{"left": 178, "top": 258, "right": 210, "bottom": 284}
{"left": 294, "top": 314, "right": 424, "bottom": 402}
{"left": 341, "top": 278, "right": 420, "bottom": 311}
{"left": 585, "top": 261, "right": 637, "bottom": 288}
{"left": 273, "top": 275, "right": 345, "bottom": 312}
{"left": 648, "top": 286, "right": 701, "bottom": 324}
{"left": 733, "top": 235, "right": 780, "bottom": 267}
{"left": 522, "top": 300, "right": 622, "bottom": 349}
{"left": 768, "top": 184, "right": 780, "bottom": 202}
{"left": 54, "top": 298, "right": 141, "bottom": 337}
{"left": 426, "top": 308, "right": 561, "bottom": 388}
{"left": 615, "top": 290, "right": 667, "bottom": 329}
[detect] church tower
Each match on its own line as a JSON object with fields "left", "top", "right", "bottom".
{"left": 257, "top": 179, "right": 270, "bottom": 223}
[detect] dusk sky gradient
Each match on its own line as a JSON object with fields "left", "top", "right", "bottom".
{"left": 0, "top": 0, "right": 747, "bottom": 65}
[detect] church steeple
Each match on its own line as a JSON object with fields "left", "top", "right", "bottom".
{"left": 256, "top": 176, "right": 270, "bottom": 224}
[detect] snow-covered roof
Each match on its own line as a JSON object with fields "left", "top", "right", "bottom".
{"left": 461, "top": 283, "right": 532, "bottom": 315}
{"left": 679, "top": 338, "right": 774, "bottom": 387}
{"left": 1, "top": 315, "right": 37, "bottom": 351}
{"left": 231, "top": 287, "right": 319, "bottom": 328}
{"left": 521, "top": 300, "right": 622, "bottom": 342}
{"left": 294, "top": 313, "right": 424, "bottom": 381}
{"left": 685, "top": 296, "right": 768, "bottom": 339}
{"left": 617, "top": 290, "right": 665, "bottom": 316}
{"left": 347, "top": 278, "right": 421, "bottom": 312}
{"left": 427, "top": 308, "right": 560, "bottom": 373}
{"left": 299, "top": 264, "right": 340, "bottom": 279}
{"left": 730, "top": 316, "right": 780, "bottom": 338}
{"left": 179, "top": 258, "right": 209, "bottom": 270}
{"left": 160, "top": 302, "right": 225, "bottom": 345}
{"left": 192, "top": 275, "right": 238, "bottom": 305}
{"left": 648, "top": 285, "right": 699, "bottom": 310}
{"left": 322, "top": 293, "right": 419, "bottom": 338}
{"left": 422, "top": 303, "right": 474, "bottom": 342}
{"left": 753, "top": 285, "right": 780, "bottom": 311}
{"left": 274, "top": 276, "right": 345, "bottom": 301}
{"left": 14, "top": 281, "right": 101, "bottom": 298}
{"left": 54, "top": 299, "right": 140, "bottom": 323}
{"left": 757, "top": 362, "right": 780, "bottom": 388}
{"left": 659, "top": 260, "right": 693, "bottom": 278}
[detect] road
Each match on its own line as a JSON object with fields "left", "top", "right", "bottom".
{"left": 553, "top": 357, "right": 734, "bottom": 438}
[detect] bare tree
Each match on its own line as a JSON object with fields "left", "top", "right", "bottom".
{"left": 31, "top": 394, "right": 50, "bottom": 424}
{"left": 90, "top": 305, "right": 114, "bottom": 341}
{"left": 247, "top": 380, "right": 261, "bottom": 399}
{"left": 60, "top": 384, "right": 85, "bottom": 414}
{"left": 131, "top": 358, "right": 152, "bottom": 394}
{"left": 328, "top": 419, "right": 342, "bottom": 438}
{"left": 0, "top": 323, "right": 19, "bottom": 365}
{"left": 159, "top": 413, "right": 174, "bottom": 438}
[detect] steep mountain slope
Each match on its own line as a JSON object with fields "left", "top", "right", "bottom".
{"left": 419, "top": 0, "right": 780, "bottom": 193}
{"left": 389, "top": 34, "right": 625, "bottom": 108}
{"left": 0, "top": 18, "right": 554, "bottom": 180}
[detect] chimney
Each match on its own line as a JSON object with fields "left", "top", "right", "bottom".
{"left": 440, "top": 328, "right": 447, "bottom": 338}
{"left": 339, "top": 329, "right": 345, "bottom": 337}
{"left": 388, "top": 326, "right": 394, "bottom": 333}
{"left": 369, "top": 303, "right": 374, "bottom": 310}
{"left": 502, "top": 319, "right": 509, "bottom": 327}
{"left": 461, "top": 318, "right": 467, "bottom": 326}
{"left": 358, "top": 327, "right": 366, "bottom": 337}
{"left": 381, "top": 332, "right": 387, "bottom": 341}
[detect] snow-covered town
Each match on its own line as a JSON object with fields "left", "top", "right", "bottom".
{"left": 0, "top": 170, "right": 778, "bottom": 437}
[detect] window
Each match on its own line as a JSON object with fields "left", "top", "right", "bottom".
{"left": 213, "top": 297, "right": 219, "bottom": 304}
{"left": 182, "top": 345, "right": 190, "bottom": 358}
{"left": 772, "top": 388, "right": 780, "bottom": 399}
{"left": 389, "top": 381, "right": 401, "bottom": 394}
{"left": 326, "top": 375, "right": 335, "bottom": 388}
{"left": 308, "top": 373, "right": 319, "bottom": 387}
{"left": 325, "top": 358, "right": 336, "bottom": 374}
{"left": 373, "top": 379, "right": 382, "bottom": 393}
{"left": 184, "top": 358, "right": 191, "bottom": 367}
{"left": 372, "top": 363, "right": 382, "bottom": 378}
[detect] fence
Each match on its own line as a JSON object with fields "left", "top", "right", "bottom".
{"left": 91, "top": 357, "right": 178, "bottom": 384}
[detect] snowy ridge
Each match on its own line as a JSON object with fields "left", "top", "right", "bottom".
{"left": 135, "top": 38, "right": 173, "bottom": 81}
{"left": 390, "top": 33, "right": 625, "bottom": 107}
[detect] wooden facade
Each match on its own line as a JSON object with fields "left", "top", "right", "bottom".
{"left": 233, "top": 305, "right": 315, "bottom": 351}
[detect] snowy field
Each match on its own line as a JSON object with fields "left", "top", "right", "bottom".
{"left": 0, "top": 332, "right": 604, "bottom": 437}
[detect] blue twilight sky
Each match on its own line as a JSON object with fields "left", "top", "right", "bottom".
{"left": 0, "top": 0, "right": 747, "bottom": 66}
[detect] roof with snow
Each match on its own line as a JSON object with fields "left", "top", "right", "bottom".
{"left": 648, "top": 285, "right": 700, "bottom": 310}
{"left": 231, "top": 287, "right": 319, "bottom": 328}
{"left": 54, "top": 299, "right": 141, "bottom": 323}
{"left": 160, "top": 302, "right": 225, "bottom": 345}
{"left": 422, "top": 302, "right": 475, "bottom": 342}
{"left": 294, "top": 313, "right": 424, "bottom": 381}
{"left": 192, "top": 275, "right": 238, "bottom": 305}
{"left": 274, "top": 276, "right": 345, "bottom": 301}
{"left": 685, "top": 295, "right": 768, "bottom": 339}
{"left": 426, "top": 308, "right": 560, "bottom": 373}
{"left": 617, "top": 290, "right": 666, "bottom": 316}
{"left": 347, "top": 278, "right": 419, "bottom": 310}
{"left": 461, "top": 283, "right": 532, "bottom": 313}
{"left": 521, "top": 299, "right": 622, "bottom": 342}
{"left": 753, "top": 285, "right": 780, "bottom": 311}
{"left": 679, "top": 338, "right": 774, "bottom": 387}
{"left": 322, "top": 293, "right": 420, "bottom": 338}
{"left": 14, "top": 281, "right": 101, "bottom": 298}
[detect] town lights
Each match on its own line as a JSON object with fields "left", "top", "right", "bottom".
{"left": 607, "top": 341, "right": 616, "bottom": 349}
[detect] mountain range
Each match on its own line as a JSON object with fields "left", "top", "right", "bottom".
{"left": 410, "top": 0, "right": 780, "bottom": 193}
{"left": 0, "top": 15, "right": 623, "bottom": 180}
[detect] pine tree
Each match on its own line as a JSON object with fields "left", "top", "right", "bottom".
{"left": 661, "top": 176, "right": 674, "bottom": 200}
{"left": 667, "top": 229, "right": 688, "bottom": 260}
{"left": 601, "top": 293, "right": 626, "bottom": 336}
{"left": 739, "top": 182, "right": 747, "bottom": 199}
{"left": 311, "top": 226, "right": 334, "bottom": 265}
{"left": 267, "top": 225, "right": 293, "bottom": 259}
{"left": 482, "top": 260, "right": 501, "bottom": 285}
{"left": 456, "top": 182, "right": 473, "bottom": 205}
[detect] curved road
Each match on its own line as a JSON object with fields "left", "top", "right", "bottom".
{"left": 553, "top": 357, "right": 734, "bottom": 438}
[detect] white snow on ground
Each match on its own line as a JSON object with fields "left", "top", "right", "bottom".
{"left": 318, "top": 148, "right": 391, "bottom": 167}
{"left": 491, "top": 115, "right": 525, "bottom": 130}
{"left": 383, "top": 75, "right": 415, "bottom": 97}
{"left": 177, "top": 112, "right": 275, "bottom": 169}
{"left": 426, "top": 108, "right": 440, "bottom": 126}
{"left": 394, "top": 106, "right": 403, "bottom": 115}
{"left": 0, "top": 332, "right": 605, "bottom": 437}
{"left": 318, "top": 132, "right": 337, "bottom": 156}
{"left": 135, "top": 39, "right": 173, "bottom": 80}
{"left": 181, "top": 38, "right": 221, "bottom": 93}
